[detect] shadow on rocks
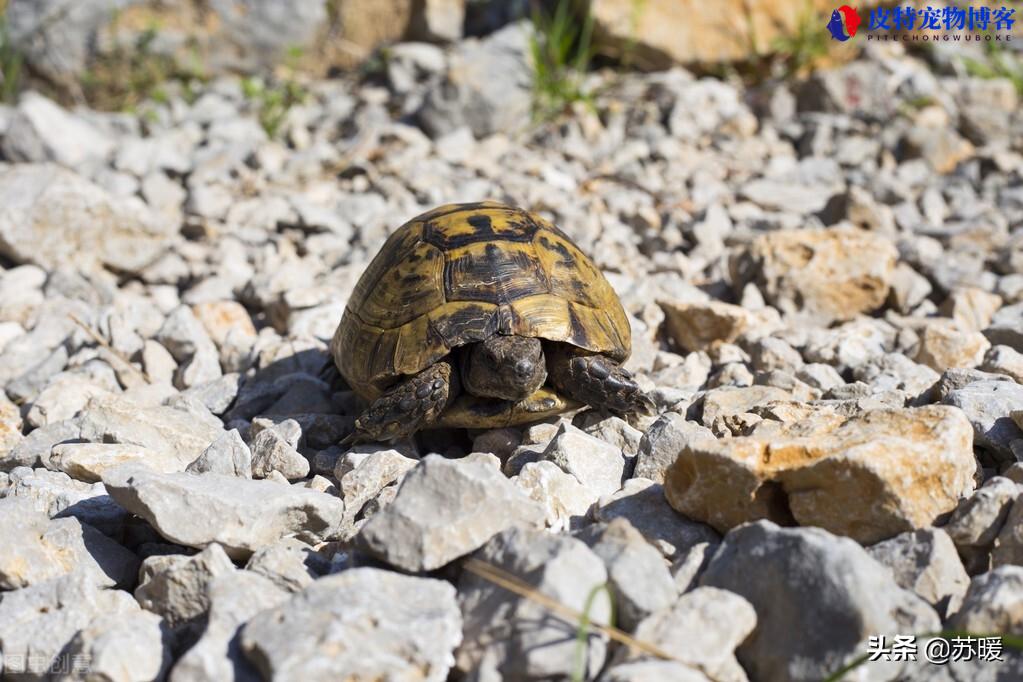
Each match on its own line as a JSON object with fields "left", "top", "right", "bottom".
{"left": 224, "top": 348, "right": 356, "bottom": 449}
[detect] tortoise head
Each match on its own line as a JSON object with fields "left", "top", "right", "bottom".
{"left": 462, "top": 335, "right": 547, "bottom": 402}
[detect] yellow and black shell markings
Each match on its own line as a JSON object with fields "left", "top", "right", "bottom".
{"left": 332, "top": 200, "right": 631, "bottom": 400}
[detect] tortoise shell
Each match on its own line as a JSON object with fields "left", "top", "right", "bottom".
{"left": 331, "top": 200, "right": 631, "bottom": 402}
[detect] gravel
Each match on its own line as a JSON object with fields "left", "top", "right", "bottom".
{"left": 0, "top": 15, "right": 1021, "bottom": 679}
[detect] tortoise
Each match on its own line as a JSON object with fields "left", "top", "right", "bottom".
{"left": 331, "top": 200, "right": 653, "bottom": 443}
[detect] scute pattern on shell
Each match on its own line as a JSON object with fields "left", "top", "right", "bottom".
{"left": 331, "top": 201, "right": 631, "bottom": 400}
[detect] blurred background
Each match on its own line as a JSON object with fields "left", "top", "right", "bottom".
{"left": 2, "top": 0, "right": 1020, "bottom": 142}
{"left": 0, "top": 6, "right": 1022, "bottom": 679}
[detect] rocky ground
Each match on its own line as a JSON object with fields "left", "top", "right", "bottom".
{"left": 1, "top": 16, "right": 1023, "bottom": 682}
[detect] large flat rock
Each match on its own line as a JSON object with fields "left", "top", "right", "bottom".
{"left": 102, "top": 464, "right": 343, "bottom": 560}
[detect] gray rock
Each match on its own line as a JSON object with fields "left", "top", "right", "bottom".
{"left": 58, "top": 610, "right": 172, "bottom": 682}
{"left": 932, "top": 368, "right": 1015, "bottom": 402}
{"left": 943, "top": 476, "right": 1020, "bottom": 573}
{"left": 142, "top": 170, "right": 187, "bottom": 226}
{"left": 291, "top": 413, "right": 352, "bottom": 451}
{"left": 993, "top": 491, "right": 1023, "bottom": 568}
{"left": 206, "top": 0, "right": 328, "bottom": 72}
{"left": 944, "top": 380, "right": 1023, "bottom": 460}
{"left": 503, "top": 442, "right": 547, "bottom": 476}
{"left": 456, "top": 527, "right": 611, "bottom": 679}
{"left": 948, "top": 565, "right": 1023, "bottom": 635}
{"left": 52, "top": 442, "right": 188, "bottom": 482}
{"left": 1, "top": 92, "right": 113, "bottom": 168}
{"left": 335, "top": 447, "right": 418, "bottom": 532}
{"left": 803, "top": 321, "right": 889, "bottom": 373}
{"left": 0, "top": 336, "right": 64, "bottom": 399}
{"left": 417, "top": 22, "right": 532, "bottom": 138}
{"left": 118, "top": 131, "right": 191, "bottom": 184}
{"left": 0, "top": 163, "right": 172, "bottom": 274}
{"left": 542, "top": 423, "right": 625, "bottom": 498}
{"left": 241, "top": 568, "right": 461, "bottom": 681}
{"left": 4, "top": 0, "right": 122, "bottom": 83}
{"left": 248, "top": 428, "right": 310, "bottom": 481}
{"left": 1006, "top": 464, "right": 1023, "bottom": 486}
{"left": 244, "top": 537, "right": 332, "bottom": 593}
{"left": 867, "top": 528, "right": 970, "bottom": 618}
{"left": 984, "top": 302, "right": 1023, "bottom": 352}
{"left": 576, "top": 414, "right": 644, "bottom": 456}
{"left": 750, "top": 336, "right": 803, "bottom": 374}
{"left": 961, "top": 103, "right": 1011, "bottom": 146}
{"left": 854, "top": 353, "right": 940, "bottom": 396}
{"left": 982, "top": 345, "right": 1023, "bottom": 384}
{"left": 181, "top": 373, "right": 242, "bottom": 415}
{"left": 187, "top": 183, "right": 234, "bottom": 221}
{"left": 798, "top": 62, "right": 891, "bottom": 117}
{"left": 169, "top": 571, "right": 289, "bottom": 682}
{"left": 76, "top": 396, "right": 226, "bottom": 472}
{"left": 187, "top": 429, "right": 253, "bottom": 478}
{"left": 649, "top": 350, "right": 712, "bottom": 390}
{"left": 888, "top": 262, "right": 933, "bottom": 313}
{"left": 576, "top": 518, "right": 676, "bottom": 631}
{"left": 250, "top": 416, "right": 302, "bottom": 448}
{"left": 613, "top": 587, "right": 756, "bottom": 682}
{"left": 0, "top": 499, "right": 138, "bottom": 590}
{"left": 156, "top": 306, "right": 223, "bottom": 389}
{"left": 740, "top": 177, "right": 832, "bottom": 213}
{"left": 2, "top": 418, "right": 82, "bottom": 470}
{"left": 708, "top": 362, "right": 755, "bottom": 389}
{"left": 0, "top": 466, "right": 128, "bottom": 535}
{"left": 0, "top": 573, "right": 141, "bottom": 680}
{"left": 522, "top": 420, "right": 562, "bottom": 445}
{"left": 513, "top": 460, "right": 597, "bottom": 532}
{"left": 296, "top": 474, "right": 337, "bottom": 497}
{"left": 795, "top": 363, "right": 846, "bottom": 391}
{"left": 386, "top": 41, "right": 447, "bottom": 96}
{"left": 102, "top": 464, "right": 344, "bottom": 559}
{"left": 594, "top": 478, "right": 719, "bottom": 558}
{"left": 358, "top": 454, "right": 545, "bottom": 571}
{"left": 700, "top": 521, "right": 940, "bottom": 682}
{"left": 6, "top": 344, "right": 69, "bottom": 403}
{"left": 633, "top": 413, "right": 715, "bottom": 483}
{"left": 24, "top": 373, "right": 113, "bottom": 429}
{"left": 142, "top": 340, "right": 178, "bottom": 385}
{"left": 671, "top": 541, "right": 718, "bottom": 594}
{"left": 135, "top": 544, "right": 237, "bottom": 630}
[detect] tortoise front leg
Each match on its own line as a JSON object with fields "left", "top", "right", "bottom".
{"left": 547, "top": 347, "right": 655, "bottom": 416}
{"left": 343, "top": 360, "right": 458, "bottom": 444}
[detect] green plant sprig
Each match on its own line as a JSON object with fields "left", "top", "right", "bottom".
{"left": 529, "top": 0, "right": 596, "bottom": 121}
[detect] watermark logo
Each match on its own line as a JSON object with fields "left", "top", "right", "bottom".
{"left": 827, "top": 6, "right": 862, "bottom": 41}
{"left": 825, "top": 5, "right": 1015, "bottom": 42}
{"left": 867, "top": 634, "right": 1005, "bottom": 664}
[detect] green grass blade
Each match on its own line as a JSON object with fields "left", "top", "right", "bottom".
{"left": 572, "top": 582, "right": 614, "bottom": 682}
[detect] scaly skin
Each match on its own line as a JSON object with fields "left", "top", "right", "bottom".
{"left": 343, "top": 360, "right": 458, "bottom": 444}
{"left": 547, "top": 346, "right": 655, "bottom": 416}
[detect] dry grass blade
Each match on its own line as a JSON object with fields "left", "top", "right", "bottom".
{"left": 67, "top": 313, "right": 153, "bottom": 384}
{"left": 462, "top": 557, "right": 679, "bottom": 663}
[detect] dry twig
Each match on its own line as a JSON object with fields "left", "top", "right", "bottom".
{"left": 67, "top": 313, "right": 153, "bottom": 384}
{"left": 462, "top": 557, "right": 679, "bottom": 663}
